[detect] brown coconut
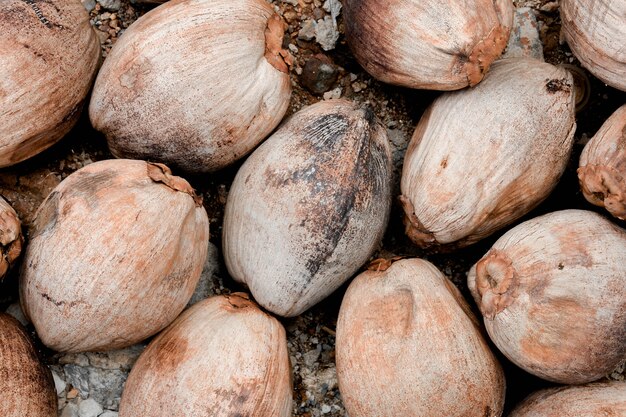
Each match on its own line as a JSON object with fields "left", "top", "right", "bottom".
{"left": 223, "top": 99, "right": 392, "bottom": 317}
{"left": 400, "top": 58, "right": 576, "bottom": 249}
{"left": 0, "top": 0, "right": 100, "bottom": 167}
{"left": 0, "top": 313, "right": 57, "bottom": 417}
{"left": 89, "top": 0, "right": 292, "bottom": 173}
{"left": 336, "top": 258, "right": 505, "bottom": 417}
{"left": 509, "top": 381, "right": 626, "bottom": 417}
{"left": 343, "top": 0, "right": 513, "bottom": 90}
{"left": 0, "top": 196, "right": 23, "bottom": 282}
{"left": 468, "top": 209, "right": 626, "bottom": 384}
{"left": 119, "top": 293, "right": 292, "bottom": 417}
{"left": 20, "top": 159, "right": 209, "bottom": 352}
{"left": 579, "top": 104, "right": 626, "bottom": 220}
{"left": 561, "top": 0, "right": 626, "bottom": 92}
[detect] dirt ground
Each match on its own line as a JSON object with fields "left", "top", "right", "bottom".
{"left": 1, "top": 0, "right": 624, "bottom": 416}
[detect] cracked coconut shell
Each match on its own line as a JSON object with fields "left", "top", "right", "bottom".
{"left": 119, "top": 293, "right": 292, "bottom": 417}
{"left": 561, "top": 0, "right": 626, "bottom": 92}
{"left": 0, "top": 196, "right": 23, "bottom": 283}
{"left": 20, "top": 159, "right": 209, "bottom": 353}
{"left": 223, "top": 99, "right": 392, "bottom": 317}
{"left": 343, "top": 0, "right": 513, "bottom": 90}
{"left": 336, "top": 258, "right": 505, "bottom": 417}
{"left": 89, "top": 0, "right": 292, "bottom": 173}
{"left": 0, "top": 313, "right": 56, "bottom": 417}
{"left": 0, "top": 0, "right": 100, "bottom": 167}
{"left": 579, "top": 104, "right": 626, "bottom": 220}
{"left": 509, "top": 381, "right": 626, "bottom": 417}
{"left": 468, "top": 209, "right": 626, "bottom": 384}
{"left": 400, "top": 58, "right": 576, "bottom": 249}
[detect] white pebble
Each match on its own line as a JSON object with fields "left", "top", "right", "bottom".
{"left": 78, "top": 398, "right": 103, "bottom": 417}
{"left": 52, "top": 369, "right": 67, "bottom": 395}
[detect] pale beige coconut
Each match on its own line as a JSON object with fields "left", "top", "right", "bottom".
{"left": 119, "top": 293, "right": 292, "bottom": 417}
{"left": 223, "top": 99, "right": 392, "bottom": 317}
{"left": 0, "top": 313, "right": 56, "bottom": 417}
{"left": 336, "top": 258, "right": 505, "bottom": 417}
{"left": 400, "top": 58, "right": 576, "bottom": 249}
{"left": 509, "top": 381, "right": 626, "bottom": 417}
{"left": 20, "top": 159, "right": 209, "bottom": 353}
{"left": 579, "top": 104, "right": 626, "bottom": 220}
{"left": 468, "top": 209, "right": 626, "bottom": 384}
{"left": 89, "top": 0, "right": 292, "bottom": 173}
{"left": 0, "top": 196, "right": 23, "bottom": 282}
{"left": 0, "top": 0, "right": 100, "bottom": 167}
{"left": 560, "top": 0, "right": 626, "bottom": 92}
{"left": 343, "top": 0, "right": 513, "bottom": 90}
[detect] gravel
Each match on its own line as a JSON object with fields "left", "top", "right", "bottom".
{"left": 1, "top": 0, "right": 624, "bottom": 416}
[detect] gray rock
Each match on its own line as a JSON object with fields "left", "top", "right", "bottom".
{"left": 81, "top": 0, "right": 96, "bottom": 12}
{"left": 97, "top": 0, "right": 120, "bottom": 10}
{"left": 58, "top": 345, "right": 145, "bottom": 411}
{"left": 52, "top": 369, "right": 67, "bottom": 395}
{"left": 88, "top": 369, "right": 127, "bottom": 409}
{"left": 322, "top": 0, "right": 341, "bottom": 18}
{"left": 503, "top": 7, "right": 544, "bottom": 61}
{"left": 315, "top": 16, "right": 340, "bottom": 51}
{"left": 186, "top": 242, "right": 220, "bottom": 307}
{"left": 303, "top": 347, "right": 321, "bottom": 368}
{"left": 64, "top": 365, "right": 90, "bottom": 399}
{"left": 100, "top": 412, "right": 119, "bottom": 417}
{"left": 78, "top": 398, "right": 103, "bottom": 417}
{"left": 299, "top": 20, "right": 317, "bottom": 41}
{"left": 5, "top": 302, "right": 29, "bottom": 326}
{"left": 301, "top": 57, "right": 339, "bottom": 94}
{"left": 61, "top": 403, "right": 79, "bottom": 417}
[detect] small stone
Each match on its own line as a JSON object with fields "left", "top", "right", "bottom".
{"left": 283, "top": 10, "right": 298, "bottom": 22}
{"left": 321, "top": 404, "right": 332, "bottom": 414}
{"left": 303, "top": 347, "right": 321, "bottom": 367}
{"left": 539, "top": 1, "right": 559, "bottom": 12}
{"left": 322, "top": 0, "right": 341, "bottom": 17}
{"left": 100, "top": 412, "right": 119, "bottom": 417}
{"left": 81, "top": 0, "right": 96, "bottom": 12}
{"left": 352, "top": 81, "right": 366, "bottom": 93}
{"left": 5, "top": 302, "right": 29, "bottom": 326}
{"left": 288, "top": 43, "right": 298, "bottom": 53}
{"left": 322, "top": 87, "right": 342, "bottom": 100}
{"left": 281, "top": 0, "right": 299, "bottom": 5}
{"left": 97, "top": 0, "right": 120, "bottom": 11}
{"left": 78, "top": 398, "right": 103, "bottom": 417}
{"left": 298, "top": 20, "right": 316, "bottom": 41}
{"left": 61, "top": 403, "right": 79, "bottom": 417}
{"left": 52, "top": 369, "right": 67, "bottom": 395}
{"left": 88, "top": 368, "right": 127, "bottom": 409}
{"left": 64, "top": 365, "right": 90, "bottom": 398}
{"left": 315, "top": 16, "right": 339, "bottom": 51}
{"left": 186, "top": 242, "right": 220, "bottom": 307}
{"left": 301, "top": 56, "right": 339, "bottom": 94}
{"left": 66, "top": 388, "right": 79, "bottom": 399}
{"left": 502, "top": 7, "right": 544, "bottom": 61}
